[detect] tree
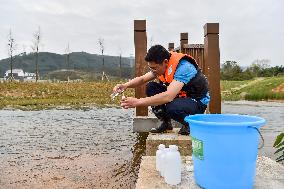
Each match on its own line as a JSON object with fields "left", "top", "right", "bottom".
{"left": 274, "top": 66, "right": 284, "bottom": 76}
{"left": 241, "top": 69, "right": 254, "bottom": 80}
{"left": 118, "top": 46, "right": 122, "bottom": 79}
{"left": 119, "top": 53, "right": 122, "bottom": 79}
{"left": 22, "top": 44, "right": 27, "bottom": 56}
{"left": 98, "top": 38, "right": 109, "bottom": 81}
{"left": 221, "top": 61, "right": 243, "bottom": 80}
{"left": 31, "top": 27, "right": 41, "bottom": 82}
{"left": 149, "top": 35, "right": 154, "bottom": 47}
{"left": 248, "top": 59, "right": 270, "bottom": 77}
{"left": 7, "top": 29, "right": 16, "bottom": 81}
{"left": 65, "top": 43, "right": 71, "bottom": 81}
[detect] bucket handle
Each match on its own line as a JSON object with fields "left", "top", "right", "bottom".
{"left": 248, "top": 126, "right": 264, "bottom": 149}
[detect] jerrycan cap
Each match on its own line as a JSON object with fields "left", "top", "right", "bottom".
{"left": 169, "top": 145, "right": 178, "bottom": 151}
{"left": 158, "top": 144, "right": 165, "bottom": 150}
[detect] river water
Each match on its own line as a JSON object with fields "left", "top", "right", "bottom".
{"left": 0, "top": 101, "right": 283, "bottom": 189}
{"left": 222, "top": 101, "right": 284, "bottom": 160}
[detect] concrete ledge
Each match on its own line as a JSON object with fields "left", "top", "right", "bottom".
{"left": 133, "top": 117, "right": 182, "bottom": 132}
{"left": 255, "top": 156, "right": 284, "bottom": 188}
{"left": 133, "top": 116, "right": 161, "bottom": 132}
{"left": 146, "top": 128, "right": 192, "bottom": 156}
{"left": 136, "top": 156, "right": 199, "bottom": 189}
{"left": 136, "top": 156, "right": 284, "bottom": 189}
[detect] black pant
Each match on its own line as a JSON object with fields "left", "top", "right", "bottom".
{"left": 146, "top": 81, "right": 207, "bottom": 126}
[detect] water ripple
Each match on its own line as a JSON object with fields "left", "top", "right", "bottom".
{"left": 0, "top": 107, "right": 147, "bottom": 189}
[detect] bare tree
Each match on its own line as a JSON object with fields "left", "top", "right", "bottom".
{"left": 149, "top": 35, "right": 154, "bottom": 47}
{"left": 98, "top": 38, "right": 109, "bottom": 81}
{"left": 65, "top": 43, "right": 71, "bottom": 81}
{"left": 119, "top": 53, "right": 122, "bottom": 79}
{"left": 22, "top": 44, "right": 27, "bottom": 56}
{"left": 252, "top": 59, "right": 270, "bottom": 68}
{"left": 249, "top": 59, "right": 271, "bottom": 77}
{"left": 118, "top": 46, "right": 122, "bottom": 79}
{"left": 7, "top": 29, "right": 16, "bottom": 81}
{"left": 31, "top": 27, "right": 41, "bottom": 82}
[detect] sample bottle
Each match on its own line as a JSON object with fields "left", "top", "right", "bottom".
{"left": 164, "top": 145, "right": 181, "bottom": 185}
{"left": 160, "top": 148, "right": 169, "bottom": 177}
{"left": 156, "top": 144, "right": 165, "bottom": 172}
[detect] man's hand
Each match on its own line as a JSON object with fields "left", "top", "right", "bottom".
{"left": 113, "top": 84, "right": 127, "bottom": 93}
{"left": 121, "top": 97, "right": 140, "bottom": 109}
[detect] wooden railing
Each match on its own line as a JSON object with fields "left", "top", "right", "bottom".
{"left": 134, "top": 20, "right": 221, "bottom": 115}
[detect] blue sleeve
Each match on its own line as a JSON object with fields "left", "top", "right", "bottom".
{"left": 174, "top": 59, "right": 197, "bottom": 84}
{"left": 200, "top": 92, "right": 211, "bottom": 105}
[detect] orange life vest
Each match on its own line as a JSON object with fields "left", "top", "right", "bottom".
{"left": 158, "top": 52, "right": 198, "bottom": 84}
{"left": 158, "top": 52, "right": 200, "bottom": 98}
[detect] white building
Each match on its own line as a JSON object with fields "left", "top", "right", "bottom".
{"left": 24, "top": 72, "right": 36, "bottom": 80}
{"left": 4, "top": 69, "right": 25, "bottom": 80}
{"left": 4, "top": 69, "right": 36, "bottom": 81}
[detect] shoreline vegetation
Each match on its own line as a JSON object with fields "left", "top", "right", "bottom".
{"left": 0, "top": 76, "right": 283, "bottom": 110}
{"left": 221, "top": 76, "right": 284, "bottom": 101}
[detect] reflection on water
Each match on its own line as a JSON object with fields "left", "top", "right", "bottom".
{"left": 0, "top": 101, "right": 283, "bottom": 188}
{"left": 0, "top": 108, "right": 148, "bottom": 189}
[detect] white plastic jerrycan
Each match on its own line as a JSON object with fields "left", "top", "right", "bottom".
{"left": 164, "top": 145, "right": 181, "bottom": 185}
{"left": 160, "top": 148, "right": 170, "bottom": 177}
{"left": 156, "top": 144, "right": 165, "bottom": 172}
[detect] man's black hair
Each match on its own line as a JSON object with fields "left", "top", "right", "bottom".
{"left": 145, "top": 45, "right": 170, "bottom": 64}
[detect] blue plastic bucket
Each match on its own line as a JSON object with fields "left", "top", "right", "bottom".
{"left": 184, "top": 114, "right": 266, "bottom": 189}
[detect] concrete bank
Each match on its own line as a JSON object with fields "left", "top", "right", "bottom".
{"left": 136, "top": 129, "right": 284, "bottom": 188}
{"left": 146, "top": 128, "right": 192, "bottom": 156}
{"left": 136, "top": 156, "right": 284, "bottom": 189}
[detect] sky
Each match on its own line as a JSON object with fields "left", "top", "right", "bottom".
{"left": 0, "top": 0, "right": 283, "bottom": 66}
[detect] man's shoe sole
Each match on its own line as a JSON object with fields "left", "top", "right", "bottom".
{"left": 178, "top": 131, "right": 189, "bottom": 135}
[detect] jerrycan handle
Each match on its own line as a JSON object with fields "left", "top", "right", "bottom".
{"left": 248, "top": 126, "right": 264, "bottom": 149}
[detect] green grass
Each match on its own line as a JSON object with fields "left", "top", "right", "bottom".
{"left": 244, "top": 77, "right": 284, "bottom": 100}
{"left": 0, "top": 76, "right": 283, "bottom": 110}
{"left": 0, "top": 81, "right": 134, "bottom": 110}
{"left": 221, "top": 80, "right": 253, "bottom": 91}
{"left": 221, "top": 76, "right": 284, "bottom": 101}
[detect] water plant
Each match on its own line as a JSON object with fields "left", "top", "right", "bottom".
{"left": 273, "top": 133, "right": 284, "bottom": 162}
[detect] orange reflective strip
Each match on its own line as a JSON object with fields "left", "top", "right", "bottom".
{"left": 178, "top": 91, "right": 187, "bottom": 98}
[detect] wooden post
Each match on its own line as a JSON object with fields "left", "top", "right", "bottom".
{"left": 168, "top": 43, "right": 174, "bottom": 51}
{"left": 180, "top": 33, "right": 188, "bottom": 53}
{"left": 134, "top": 20, "right": 148, "bottom": 116}
{"left": 204, "top": 23, "right": 221, "bottom": 114}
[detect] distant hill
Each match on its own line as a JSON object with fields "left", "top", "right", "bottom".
{"left": 0, "top": 52, "right": 135, "bottom": 79}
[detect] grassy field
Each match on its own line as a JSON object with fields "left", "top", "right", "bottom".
{"left": 0, "top": 76, "right": 283, "bottom": 110}
{"left": 221, "top": 76, "right": 284, "bottom": 101}
{"left": 0, "top": 81, "right": 134, "bottom": 110}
